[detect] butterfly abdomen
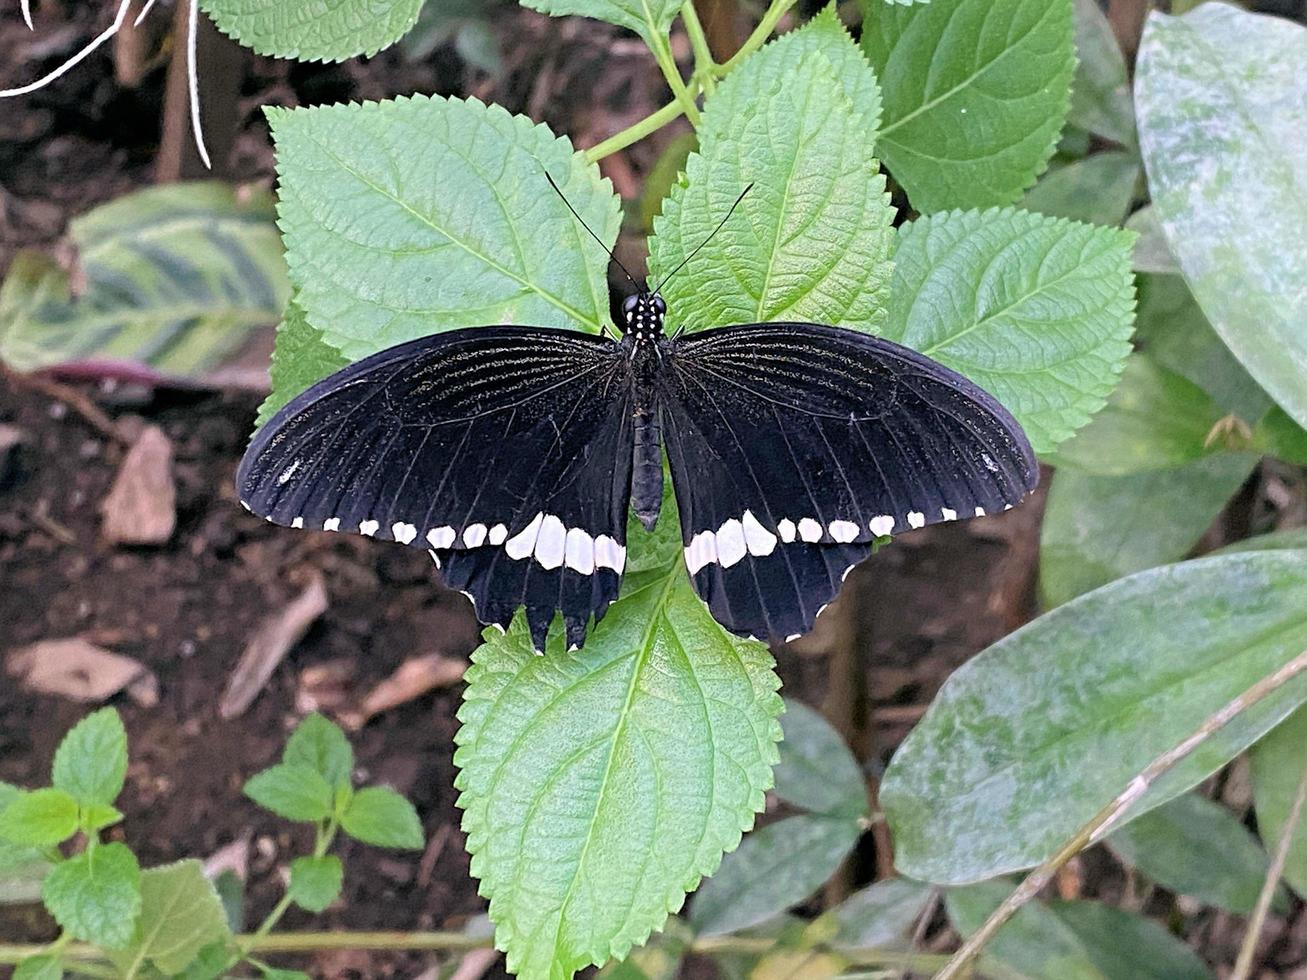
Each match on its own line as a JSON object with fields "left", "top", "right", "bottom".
{"left": 632, "top": 409, "right": 663, "bottom": 530}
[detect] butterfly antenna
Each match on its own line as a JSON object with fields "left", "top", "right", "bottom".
{"left": 653, "top": 183, "right": 753, "bottom": 294}
{"left": 545, "top": 172, "right": 639, "bottom": 289}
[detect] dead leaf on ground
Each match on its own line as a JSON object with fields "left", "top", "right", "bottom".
{"left": 220, "top": 573, "right": 329, "bottom": 719}
{"left": 7, "top": 637, "right": 160, "bottom": 706}
{"left": 341, "top": 652, "right": 467, "bottom": 730}
{"left": 296, "top": 659, "right": 356, "bottom": 715}
{"left": 101, "top": 423, "right": 176, "bottom": 545}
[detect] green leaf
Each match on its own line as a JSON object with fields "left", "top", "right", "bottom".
{"left": 178, "top": 941, "right": 238, "bottom": 980}
{"left": 255, "top": 296, "right": 349, "bottom": 428}
{"left": 1135, "top": 5, "right": 1307, "bottom": 430}
{"left": 1133, "top": 274, "right": 1270, "bottom": 423}
{"left": 455, "top": 550, "right": 782, "bottom": 979}
{"left": 80, "top": 803, "right": 124, "bottom": 833}
{"left": 883, "top": 208, "right": 1136, "bottom": 454}
{"left": 200, "top": 0, "right": 424, "bottom": 61}
{"left": 689, "top": 814, "right": 862, "bottom": 936}
{"left": 1253, "top": 406, "right": 1307, "bottom": 468}
{"left": 1126, "top": 207, "right": 1179, "bottom": 275}
{"left": 1038, "top": 454, "right": 1257, "bottom": 607}
{"left": 949, "top": 884, "right": 1215, "bottom": 980}
{"left": 1067, "top": 0, "right": 1135, "bottom": 147}
{"left": 109, "top": 860, "right": 233, "bottom": 976}
{"left": 42, "top": 842, "right": 142, "bottom": 949}
{"left": 773, "top": 700, "right": 868, "bottom": 818}
{"left": 1052, "top": 900, "right": 1213, "bottom": 980}
{"left": 283, "top": 713, "right": 354, "bottom": 789}
{"left": 0, "top": 183, "right": 288, "bottom": 378}
{"left": 1217, "top": 529, "right": 1307, "bottom": 558}
{"left": 289, "top": 855, "right": 344, "bottom": 913}
{"left": 701, "top": 5, "right": 882, "bottom": 137}
{"left": 860, "top": 0, "right": 1076, "bottom": 211}
{"left": 270, "top": 94, "right": 619, "bottom": 359}
{"left": 13, "top": 956, "right": 63, "bottom": 980}
{"left": 832, "top": 878, "right": 934, "bottom": 947}
{"left": 0, "top": 789, "right": 79, "bottom": 847}
{"left": 883, "top": 550, "right": 1307, "bottom": 884}
{"left": 1108, "top": 792, "right": 1285, "bottom": 915}
{"left": 1251, "top": 706, "right": 1307, "bottom": 898}
{"left": 52, "top": 708, "right": 128, "bottom": 808}
{"left": 516, "top": 0, "right": 679, "bottom": 46}
{"left": 243, "top": 764, "right": 333, "bottom": 823}
{"left": 946, "top": 882, "right": 1106, "bottom": 980}
{"left": 340, "top": 787, "right": 424, "bottom": 849}
{"left": 0, "top": 786, "right": 51, "bottom": 902}
{"left": 1022, "top": 151, "right": 1139, "bottom": 228}
{"left": 1046, "top": 355, "right": 1225, "bottom": 476}
{"left": 259, "top": 969, "right": 312, "bottom": 980}
{"left": 648, "top": 52, "right": 893, "bottom": 334}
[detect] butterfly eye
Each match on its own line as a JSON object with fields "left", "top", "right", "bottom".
{"left": 622, "top": 295, "right": 639, "bottom": 315}
{"left": 651, "top": 295, "right": 666, "bottom": 314}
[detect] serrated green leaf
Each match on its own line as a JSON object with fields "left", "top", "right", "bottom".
{"left": 860, "top": 0, "right": 1076, "bottom": 211}
{"left": 690, "top": 814, "right": 861, "bottom": 937}
{"left": 1052, "top": 900, "right": 1213, "bottom": 980}
{"left": 883, "top": 550, "right": 1307, "bottom": 884}
{"left": 1108, "top": 792, "right": 1286, "bottom": 915}
{"left": 1135, "top": 5, "right": 1307, "bottom": 430}
{"left": 177, "top": 941, "right": 237, "bottom": 980}
{"left": 13, "top": 955, "right": 62, "bottom": 980}
{"left": 702, "top": 5, "right": 882, "bottom": 138}
{"left": 283, "top": 713, "right": 354, "bottom": 789}
{"left": 517, "top": 0, "right": 678, "bottom": 45}
{"left": 1022, "top": 151, "right": 1139, "bottom": 228}
{"left": 1038, "top": 454, "right": 1257, "bottom": 608}
{"left": 0, "top": 789, "right": 79, "bottom": 847}
{"left": 648, "top": 51, "right": 893, "bottom": 334}
{"left": 883, "top": 208, "right": 1136, "bottom": 454}
{"left": 340, "top": 787, "right": 424, "bottom": 849}
{"left": 109, "top": 860, "right": 233, "bottom": 976}
{"left": 831, "top": 877, "right": 933, "bottom": 947}
{"left": 773, "top": 700, "right": 867, "bottom": 818}
{"left": 289, "top": 855, "right": 344, "bottom": 913}
{"left": 42, "top": 842, "right": 141, "bottom": 949}
{"left": 1046, "top": 355, "right": 1225, "bottom": 476}
{"left": 1251, "top": 706, "right": 1307, "bottom": 898}
{"left": 455, "top": 548, "right": 782, "bottom": 979}
{"left": 51, "top": 708, "right": 128, "bottom": 807}
{"left": 200, "top": 0, "right": 424, "bottom": 61}
{"left": 0, "top": 786, "right": 51, "bottom": 903}
{"left": 80, "top": 803, "right": 124, "bottom": 833}
{"left": 243, "top": 764, "right": 333, "bottom": 823}
{"left": 270, "top": 95, "right": 619, "bottom": 359}
{"left": 0, "top": 183, "right": 287, "bottom": 378}
{"left": 1067, "top": 0, "right": 1135, "bottom": 147}
{"left": 255, "top": 296, "right": 349, "bottom": 429}
{"left": 946, "top": 882, "right": 1106, "bottom": 980}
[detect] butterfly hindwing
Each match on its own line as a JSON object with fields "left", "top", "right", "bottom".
{"left": 660, "top": 322, "right": 1038, "bottom": 642}
{"left": 237, "top": 326, "right": 635, "bottom": 650}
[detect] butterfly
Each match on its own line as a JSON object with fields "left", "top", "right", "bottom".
{"left": 238, "top": 182, "right": 1038, "bottom": 652}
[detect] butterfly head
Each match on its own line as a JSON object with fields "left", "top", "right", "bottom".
{"left": 621, "top": 292, "right": 666, "bottom": 343}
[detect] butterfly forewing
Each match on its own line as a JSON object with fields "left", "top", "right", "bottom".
{"left": 660, "top": 323, "right": 1037, "bottom": 642}
{"left": 238, "top": 326, "right": 635, "bottom": 650}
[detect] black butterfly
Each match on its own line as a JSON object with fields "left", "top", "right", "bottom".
{"left": 238, "top": 185, "right": 1037, "bottom": 652}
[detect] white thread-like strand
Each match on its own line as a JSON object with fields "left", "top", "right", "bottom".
{"left": 186, "top": 0, "right": 211, "bottom": 169}
{"left": 0, "top": 0, "right": 132, "bottom": 96}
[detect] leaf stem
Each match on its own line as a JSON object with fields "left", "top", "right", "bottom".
{"left": 715, "top": 0, "right": 797, "bottom": 75}
{"left": 1231, "top": 758, "right": 1307, "bottom": 980}
{"left": 681, "top": 1, "right": 717, "bottom": 96}
{"left": 933, "top": 646, "right": 1307, "bottom": 980}
{"left": 585, "top": 95, "right": 696, "bottom": 162}
{"left": 649, "top": 30, "right": 701, "bottom": 127}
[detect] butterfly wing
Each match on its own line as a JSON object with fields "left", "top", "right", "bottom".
{"left": 660, "top": 322, "right": 1038, "bottom": 642}
{"left": 237, "top": 325, "right": 635, "bottom": 650}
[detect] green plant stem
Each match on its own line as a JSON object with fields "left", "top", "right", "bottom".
{"left": 585, "top": 94, "right": 696, "bottom": 162}
{"left": 0, "top": 934, "right": 953, "bottom": 968}
{"left": 681, "top": 1, "right": 717, "bottom": 95}
{"left": 239, "top": 817, "right": 341, "bottom": 956}
{"left": 933, "top": 646, "right": 1307, "bottom": 980}
{"left": 1231, "top": 758, "right": 1307, "bottom": 980}
{"left": 649, "top": 30, "right": 701, "bottom": 126}
{"left": 716, "top": 0, "right": 797, "bottom": 75}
